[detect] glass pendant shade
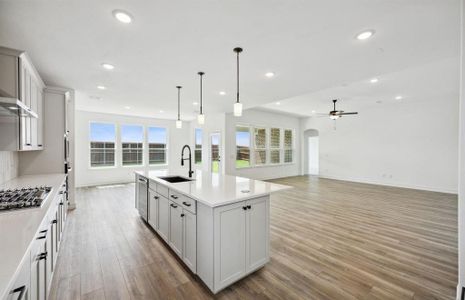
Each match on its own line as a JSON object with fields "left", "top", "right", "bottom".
{"left": 176, "top": 119, "right": 182, "bottom": 128}
{"left": 234, "top": 102, "right": 242, "bottom": 117}
{"left": 197, "top": 113, "right": 205, "bottom": 124}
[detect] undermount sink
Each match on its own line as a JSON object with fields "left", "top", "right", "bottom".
{"left": 158, "top": 176, "right": 193, "bottom": 183}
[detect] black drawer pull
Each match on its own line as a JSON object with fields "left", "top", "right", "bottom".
{"left": 154, "top": 196, "right": 159, "bottom": 199}
{"left": 180, "top": 213, "right": 185, "bottom": 217}
{"left": 38, "top": 252, "right": 48, "bottom": 260}
{"left": 242, "top": 206, "right": 247, "bottom": 210}
{"left": 26, "top": 143, "right": 31, "bottom": 146}
{"left": 10, "top": 285, "right": 27, "bottom": 300}
{"left": 39, "top": 229, "right": 47, "bottom": 233}
{"left": 182, "top": 201, "right": 191, "bottom": 207}
{"left": 170, "top": 195, "right": 178, "bottom": 199}
{"left": 51, "top": 219, "right": 57, "bottom": 224}
{"left": 59, "top": 202, "right": 64, "bottom": 206}
{"left": 170, "top": 203, "right": 178, "bottom": 208}
{"left": 247, "top": 205, "right": 251, "bottom": 209}
{"left": 37, "top": 235, "right": 46, "bottom": 240}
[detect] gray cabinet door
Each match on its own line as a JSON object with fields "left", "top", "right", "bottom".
{"left": 245, "top": 196, "right": 269, "bottom": 272}
{"left": 148, "top": 190, "right": 159, "bottom": 230}
{"left": 213, "top": 201, "right": 246, "bottom": 290}
{"left": 169, "top": 201, "right": 183, "bottom": 257}
{"left": 182, "top": 209, "right": 197, "bottom": 273}
{"left": 158, "top": 195, "right": 170, "bottom": 242}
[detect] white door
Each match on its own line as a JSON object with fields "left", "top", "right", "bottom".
{"left": 245, "top": 196, "right": 270, "bottom": 272}
{"left": 210, "top": 132, "right": 221, "bottom": 173}
{"left": 214, "top": 201, "right": 246, "bottom": 290}
{"left": 157, "top": 195, "right": 170, "bottom": 242}
{"left": 169, "top": 201, "right": 183, "bottom": 256}
{"left": 182, "top": 209, "right": 197, "bottom": 273}
{"left": 148, "top": 190, "right": 159, "bottom": 230}
{"left": 308, "top": 136, "right": 319, "bottom": 175}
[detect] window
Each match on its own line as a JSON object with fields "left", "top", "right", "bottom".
{"left": 90, "top": 122, "right": 116, "bottom": 167}
{"left": 236, "top": 126, "right": 250, "bottom": 168}
{"left": 270, "top": 128, "right": 281, "bottom": 164}
{"left": 148, "top": 127, "right": 167, "bottom": 165}
{"left": 254, "top": 127, "right": 267, "bottom": 165}
{"left": 195, "top": 128, "right": 202, "bottom": 164}
{"left": 284, "top": 129, "right": 293, "bottom": 163}
{"left": 121, "top": 125, "right": 143, "bottom": 166}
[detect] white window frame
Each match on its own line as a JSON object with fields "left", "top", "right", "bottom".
{"left": 283, "top": 128, "right": 294, "bottom": 164}
{"left": 194, "top": 128, "right": 202, "bottom": 167}
{"left": 253, "top": 127, "right": 268, "bottom": 166}
{"left": 120, "top": 124, "right": 145, "bottom": 167}
{"left": 235, "top": 125, "right": 252, "bottom": 169}
{"left": 147, "top": 126, "right": 169, "bottom": 166}
{"left": 88, "top": 121, "right": 117, "bottom": 169}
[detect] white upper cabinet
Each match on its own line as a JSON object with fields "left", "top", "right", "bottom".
{"left": 0, "top": 46, "right": 45, "bottom": 151}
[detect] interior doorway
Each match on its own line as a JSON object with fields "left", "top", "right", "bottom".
{"left": 210, "top": 132, "right": 221, "bottom": 173}
{"left": 304, "top": 129, "right": 319, "bottom": 175}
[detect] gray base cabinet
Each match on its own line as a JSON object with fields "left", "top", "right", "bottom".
{"left": 135, "top": 175, "right": 270, "bottom": 294}
{"left": 5, "top": 178, "right": 68, "bottom": 300}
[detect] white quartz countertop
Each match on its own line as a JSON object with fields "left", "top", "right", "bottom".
{"left": 0, "top": 173, "right": 67, "bottom": 300}
{"left": 135, "top": 170, "right": 290, "bottom": 207}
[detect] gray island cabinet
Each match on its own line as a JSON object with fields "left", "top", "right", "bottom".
{"left": 135, "top": 170, "right": 289, "bottom": 294}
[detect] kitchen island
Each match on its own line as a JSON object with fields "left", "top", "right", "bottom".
{"left": 135, "top": 170, "right": 289, "bottom": 294}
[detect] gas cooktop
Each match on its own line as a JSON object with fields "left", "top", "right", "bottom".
{"left": 0, "top": 186, "right": 52, "bottom": 212}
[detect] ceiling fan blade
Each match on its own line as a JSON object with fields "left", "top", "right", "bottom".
{"left": 338, "top": 112, "right": 358, "bottom": 115}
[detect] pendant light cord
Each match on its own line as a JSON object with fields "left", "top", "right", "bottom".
{"left": 198, "top": 72, "right": 204, "bottom": 114}
{"left": 177, "top": 86, "right": 181, "bottom": 120}
{"left": 236, "top": 50, "right": 240, "bottom": 104}
{"left": 233, "top": 47, "right": 243, "bottom": 104}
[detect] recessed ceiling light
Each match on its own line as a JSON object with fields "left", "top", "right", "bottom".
{"left": 219, "top": 91, "right": 226, "bottom": 96}
{"left": 159, "top": 110, "right": 164, "bottom": 113}
{"left": 356, "top": 30, "right": 375, "bottom": 40}
{"left": 275, "top": 102, "right": 280, "bottom": 105}
{"left": 97, "top": 85, "right": 106, "bottom": 90}
{"left": 311, "top": 110, "right": 316, "bottom": 114}
{"left": 124, "top": 106, "right": 131, "bottom": 109}
{"left": 112, "top": 9, "right": 133, "bottom": 24}
{"left": 265, "top": 72, "right": 275, "bottom": 78}
{"left": 395, "top": 95, "right": 403, "bottom": 100}
{"left": 193, "top": 102, "right": 198, "bottom": 105}
{"left": 101, "top": 63, "right": 115, "bottom": 70}
{"left": 370, "top": 78, "right": 379, "bottom": 83}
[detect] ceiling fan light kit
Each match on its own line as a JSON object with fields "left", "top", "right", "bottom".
{"left": 328, "top": 99, "right": 358, "bottom": 120}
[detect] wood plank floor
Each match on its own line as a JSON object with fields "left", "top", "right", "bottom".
{"left": 49, "top": 176, "right": 458, "bottom": 300}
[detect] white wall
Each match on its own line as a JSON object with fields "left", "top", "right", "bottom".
{"left": 75, "top": 110, "right": 191, "bottom": 187}
{"left": 457, "top": 1, "right": 464, "bottom": 298}
{"left": 225, "top": 109, "right": 301, "bottom": 180}
{"left": 301, "top": 94, "right": 459, "bottom": 193}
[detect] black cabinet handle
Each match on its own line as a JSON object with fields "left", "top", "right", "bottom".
{"left": 10, "top": 285, "right": 27, "bottom": 300}
{"left": 242, "top": 206, "right": 247, "bottom": 210}
{"left": 182, "top": 201, "right": 191, "bottom": 207}
{"left": 26, "top": 143, "right": 31, "bottom": 146}
{"left": 39, "top": 229, "right": 47, "bottom": 233}
{"left": 38, "top": 252, "right": 48, "bottom": 260}
{"left": 154, "top": 196, "right": 159, "bottom": 199}
{"left": 180, "top": 213, "right": 185, "bottom": 217}
{"left": 37, "top": 235, "right": 46, "bottom": 240}
{"left": 59, "top": 202, "right": 64, "bottom": 206}
{"left": 38, "top": 144, "right": 43, "bottom": 147}
{"left": 170, "top": 203, "right": 178, "bottom": 208}
{"left": 247, "top": 205, "right": 251, "bottom": 209}
{"left": 51, "top": 219, "right": 57, "bottom": 224}
{"left": 170, "top": 195, "right": 178, "bottom": 199}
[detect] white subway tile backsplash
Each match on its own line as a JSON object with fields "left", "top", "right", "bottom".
{"left": 0, "top": 151, "right": 18, "bottom": 185}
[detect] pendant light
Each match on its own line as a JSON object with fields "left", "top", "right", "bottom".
{"left": 176, "top": 86, "right": 182, "bottom": 129}
{"left": 197, "top": 71, "right": 205, "bottom": 125}
{"left": 233, "top": 47, "right": 243, "bottom": 117}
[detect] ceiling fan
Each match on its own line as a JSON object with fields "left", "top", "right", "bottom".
{"left": 328, "top": 99, "right": 358, "bottom": 120}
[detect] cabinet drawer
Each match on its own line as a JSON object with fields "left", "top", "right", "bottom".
{"left": 148, "top": 179, "right": 157, "bottom": 193}
{"left": 157, "top": 184, "right": 169, "bottom": 199}
{"left": 169, "top": 190, "right": 196, "bottom": 214}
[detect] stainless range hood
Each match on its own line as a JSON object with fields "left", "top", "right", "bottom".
{"left": 0, "top": 97, "right": 38, "bottom": 118}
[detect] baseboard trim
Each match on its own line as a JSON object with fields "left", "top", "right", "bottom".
{"left": 318, "top": 174, "right": 457, "bottom": 194}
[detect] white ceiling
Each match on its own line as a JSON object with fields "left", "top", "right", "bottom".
{"left": 0, "top": 0, "right": 460, "bottom": 120}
